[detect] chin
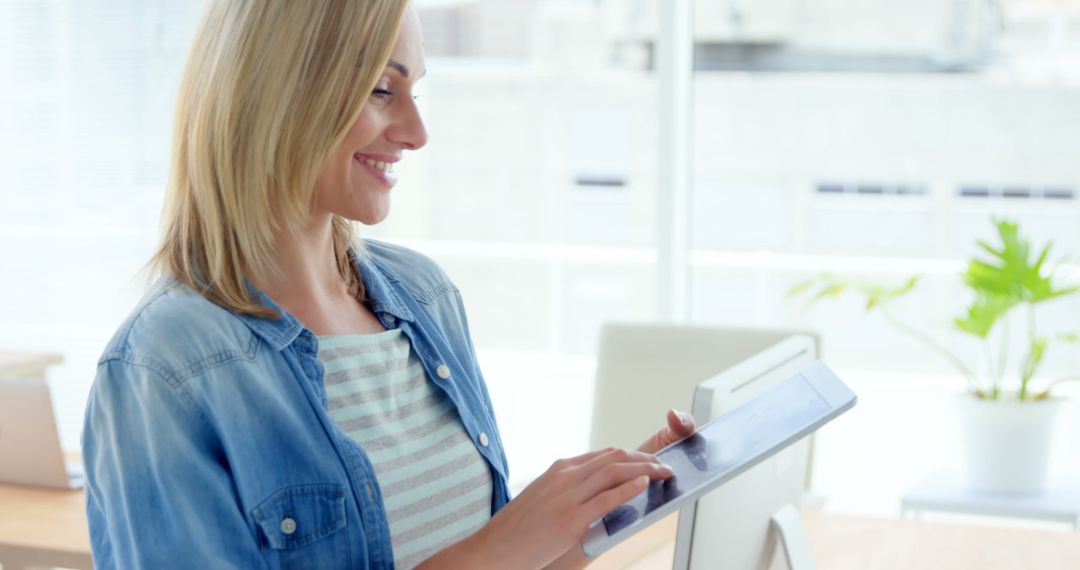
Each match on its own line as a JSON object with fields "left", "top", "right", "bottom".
{"left": 330, "top": 194, "right": 391, "bottom": 226}
{"left": 352, "top": 208, "right": 390, "bottom": 226}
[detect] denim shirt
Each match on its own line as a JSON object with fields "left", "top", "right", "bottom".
{"left": 81, "top": 240, "right": 510, "bottom": 569}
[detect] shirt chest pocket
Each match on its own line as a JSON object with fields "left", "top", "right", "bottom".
{"left": 252, "top": 484, "right": 351, "bottom": 569}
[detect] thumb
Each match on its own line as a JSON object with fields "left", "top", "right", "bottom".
{"left": 667, "top": 408, "right": 695, "bottom": 437}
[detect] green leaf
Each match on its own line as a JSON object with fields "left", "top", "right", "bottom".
{"left": 812, "top": 282, "right": 847, "bottom": 303}
{"left": 786, "top": 278, "right": 818, "bottom": 299}
{"left": 788, "top": 273, "right": 921, "bottom": 313}
{"left": 894, "top": 275, "right": 921, "bottom": 297}
{"left": 954, "top": 218, "right": 1078, "bottom": 337}
{"left": 953, "top": 292, "right": 1015, "bottom": 339}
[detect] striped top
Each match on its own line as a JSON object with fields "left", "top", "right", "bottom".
{"left": 318, "top": 328, "right": 493, "bottom": 569}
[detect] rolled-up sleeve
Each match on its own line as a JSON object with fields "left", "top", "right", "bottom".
{"left": 82, "top": 358, "right": 267, "bottom": 569}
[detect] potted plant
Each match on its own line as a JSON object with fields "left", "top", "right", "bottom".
{"left": 790, "top": 218, "right": 1078, "bottom": 495}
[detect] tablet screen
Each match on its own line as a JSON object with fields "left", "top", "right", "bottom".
{"left": 601, "top": 374, "right": 831, "bottom": 536}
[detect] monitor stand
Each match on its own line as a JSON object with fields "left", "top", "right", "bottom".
{"left": 768, "top": 504, "right": 815, "bottom": 570}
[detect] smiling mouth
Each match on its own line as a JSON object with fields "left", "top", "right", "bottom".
{"left": 355, "top": 155, "right": 395, "bottom": 174}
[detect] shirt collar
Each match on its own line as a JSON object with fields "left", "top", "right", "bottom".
{"left": 235, "top": 286, "right": 306, "bottom": 352}
{"left": 353, "top": 247, "right": 415, "bottom": 324}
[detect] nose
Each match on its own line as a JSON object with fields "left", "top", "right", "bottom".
{"left": 389, "top": 97, "right": 428, "bottom": 151}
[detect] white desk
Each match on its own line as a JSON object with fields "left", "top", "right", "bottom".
{"left": 902, "top": 469, "right": 1080, "bottom": 530}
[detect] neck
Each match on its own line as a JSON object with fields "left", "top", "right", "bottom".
{"left": 256, "top": 211, "right": 347, "bottom": 305}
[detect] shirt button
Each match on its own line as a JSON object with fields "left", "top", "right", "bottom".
{"left": 385, "top": 315, "right": 397, "bottom": 325}
{"left": 281, "top": 516, "right": 297, "bottom": 535}
{"left": 436, "top": 364, "right": 451, "bottom": 379}
{"left": 479, "top": 432, "right": 489, "bottom": 447}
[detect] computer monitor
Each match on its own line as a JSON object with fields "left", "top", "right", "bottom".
{"left": 673, "top": 335, "right": 817, "bottom": 570}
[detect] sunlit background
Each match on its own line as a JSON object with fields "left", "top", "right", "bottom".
{"left": 3, "top": 0, "right": 1080, "bottom": 524}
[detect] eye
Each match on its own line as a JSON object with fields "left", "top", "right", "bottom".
{"left": 370, "top": 77, "right": 393, "bottom": 101}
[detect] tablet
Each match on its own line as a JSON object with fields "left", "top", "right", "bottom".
{"left": 581, "top": 361, "right": 856, "bottom": 558}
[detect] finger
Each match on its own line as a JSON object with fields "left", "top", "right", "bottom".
{"left": 637, "top": 409, "right": 698, "bottom": 454}
{"left": 576, "top": 461, "right": 672, "bottom": 504}
{"left": 654, "top": 409, "right": 696, "bottom": 448}
{"left": 667, "top": 408, "right": 696, "bottom": 437}
{"left": 578, "top": 474, "right": 651, "bottom": 529}
{"left": 557, "top": 447, "right": 620, "bottom": 469}
{"left": 635, "top": 430, "right": 669, "bottom": 454}
{"left": 575, "top": 448, "right": 662, "bottom": 481}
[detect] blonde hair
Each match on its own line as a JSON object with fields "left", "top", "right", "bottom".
{"left": 152, "top": 0, "right": 408, "bottom": 317}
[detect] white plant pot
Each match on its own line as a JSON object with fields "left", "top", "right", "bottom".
{"left": 957, "top": 395, "right": 1063, "bottom": 496}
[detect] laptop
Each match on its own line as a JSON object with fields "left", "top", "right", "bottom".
{"left": 0, "top": 377, "right": 85, "bottom": 489}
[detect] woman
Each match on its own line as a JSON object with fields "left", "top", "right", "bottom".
{"left": 82, "top": 1, "right": 696, "bottom": 568}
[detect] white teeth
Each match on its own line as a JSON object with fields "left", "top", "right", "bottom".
{"left": 360, "top": 157, "right": 393, "bottom": 173}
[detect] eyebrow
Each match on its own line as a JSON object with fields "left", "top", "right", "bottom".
{"left": 386, "top": 59, "right": 427, "bottom": 79}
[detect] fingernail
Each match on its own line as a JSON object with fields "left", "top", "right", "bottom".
{"left": 678, "top": 411, "right": 691, "bottom": 424}
{"left": 637, "top": 475, "right": 650, "bottom": 487}
{"left": 659, "top": 464, "right": 673, "bottom": 474}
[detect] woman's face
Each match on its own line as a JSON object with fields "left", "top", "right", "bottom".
{"left": 313, "top": 7, "right": 428, "bottom": 226}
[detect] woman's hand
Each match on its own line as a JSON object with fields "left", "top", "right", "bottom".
{"left": 438, "top": 447, "right": 674, "bottom": 569}
{"left": 419, "top": 410, "right": 697, "bottom": 570}
{"left": 543, "top": 409, "right": 699, "bottom": 569}
{"left": 637, "top": 408, "right": 697, "bottom": 454}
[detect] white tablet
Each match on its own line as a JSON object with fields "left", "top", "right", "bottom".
{"left": 582, "top": 361, "right": 856, "bottom": 558}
